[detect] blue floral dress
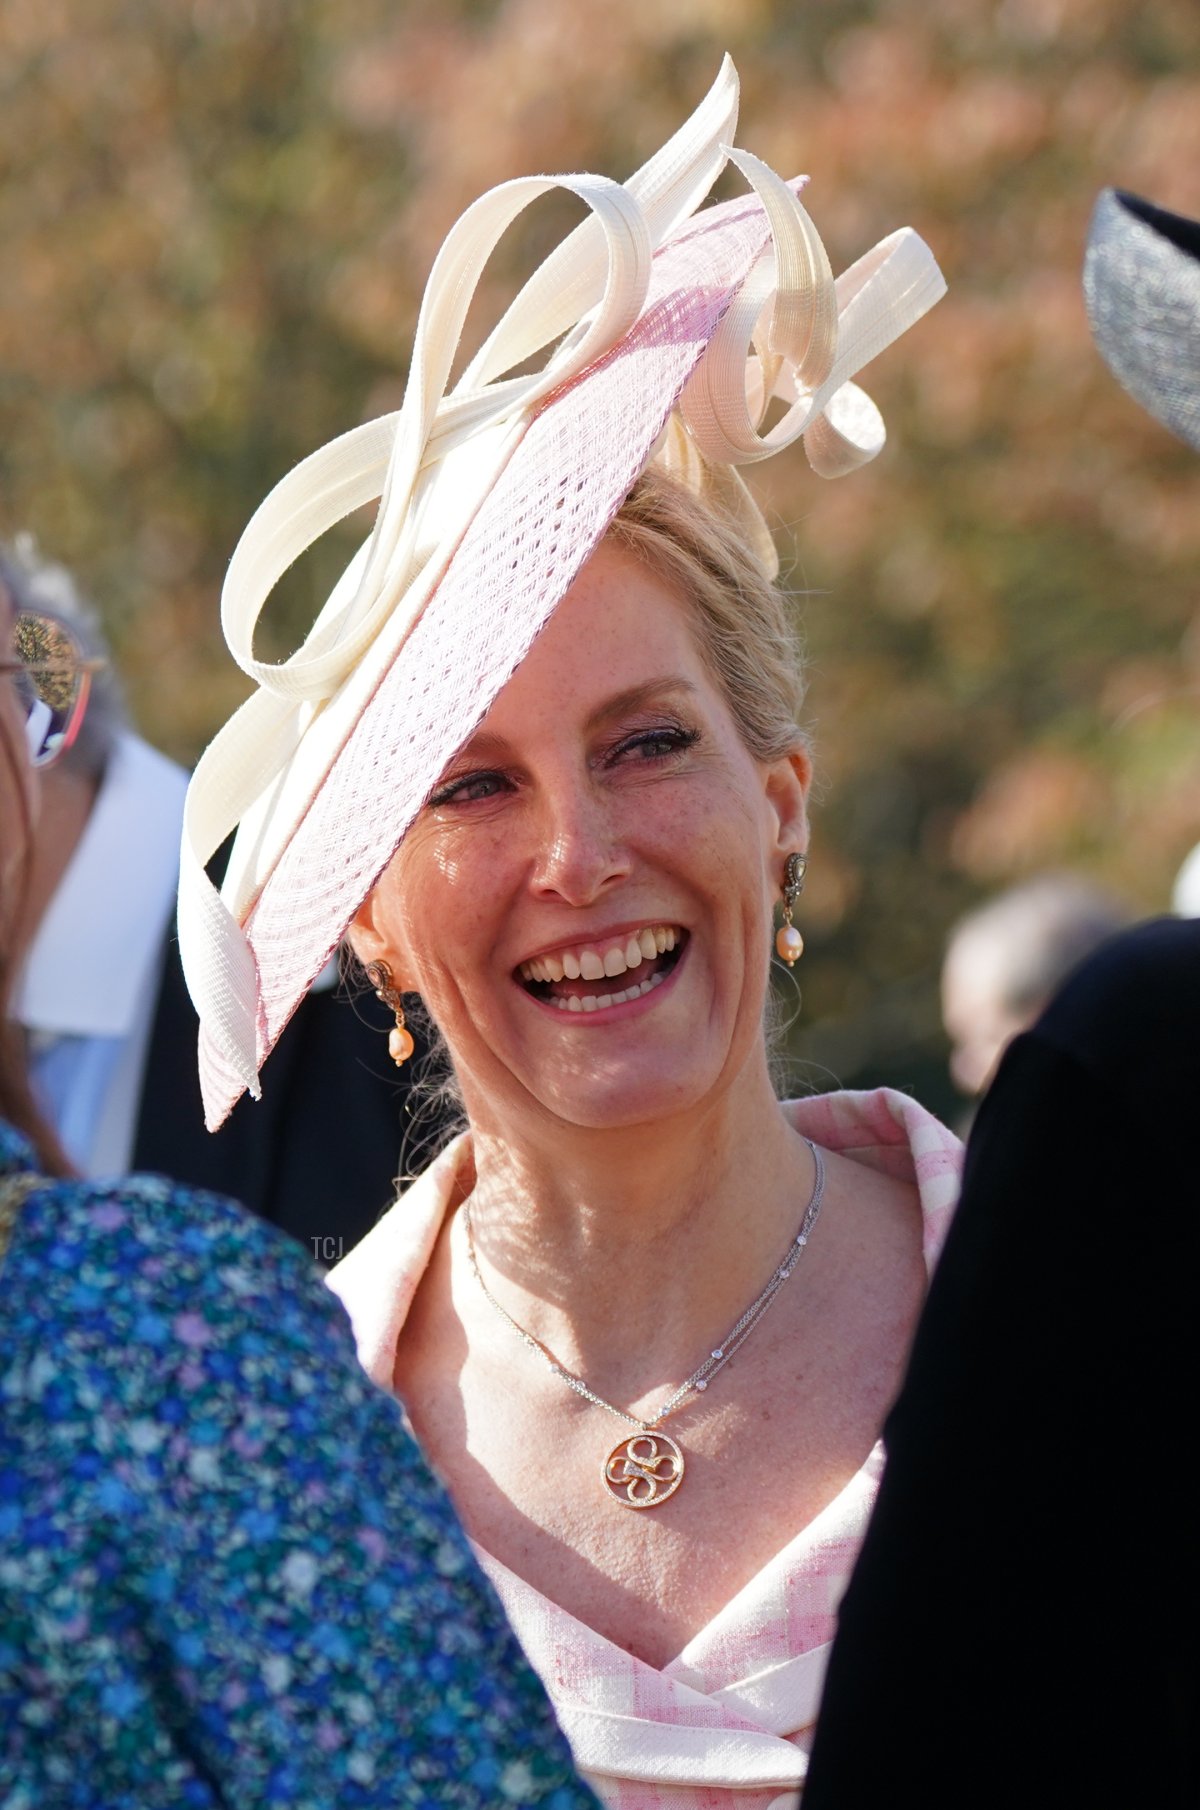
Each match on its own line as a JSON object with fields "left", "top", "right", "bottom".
{"left": 0, "top": 1120, "right": 595, "bottom": 1808}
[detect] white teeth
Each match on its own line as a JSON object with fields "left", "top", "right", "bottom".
{"left": 550, "top": 972, "right": 665, "bottom": 1011}
{"left": 525, "top": 925, "right": 683, "bottom": 986}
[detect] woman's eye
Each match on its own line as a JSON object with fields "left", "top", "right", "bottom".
{"left": 428, "top": 770, "right": 509, "bottom": 808}
{"left": 611, "top": 726, "right": 699, "bottom": 764}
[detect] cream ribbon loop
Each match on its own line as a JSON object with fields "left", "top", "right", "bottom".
{"left": 679, "top": 151, "right": 946, "bottom": 477}
{"left": 222, "top": 174, "right": 652, "bottom": 705}
{"left": 215, "top": 51, "right": 744, "bottom": 715}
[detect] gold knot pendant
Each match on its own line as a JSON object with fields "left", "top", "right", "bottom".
{"left": 602, "top": 1432, "right": 685, "bottom": 1509}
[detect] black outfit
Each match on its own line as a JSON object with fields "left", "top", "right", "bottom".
{"left": 804, "top": 917, "right": 1199, "bottom": 1809}
{"left": 133, "top": 930, "right": 434, "bottom": 1260}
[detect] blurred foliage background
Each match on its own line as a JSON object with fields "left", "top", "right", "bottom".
{"left": 2, "top": 0, "right": 1198, "bottom": 1116}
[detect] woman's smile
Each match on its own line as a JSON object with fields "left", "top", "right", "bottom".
{"left": 516, "top": 924, "right": 689, "bottom": 1015}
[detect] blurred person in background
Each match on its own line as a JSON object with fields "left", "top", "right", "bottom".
{"left": 1171, "top": 838, "right": 1200, "bottom": 914}
{"left": 941, "top": 872, "right": 1130, "bottom": 1100}
{"left": 803, "top": 186, "right": 1200, "bottom": 1809}
{"left": 180, "top": 66, "right": 957, "bottom": 1807}
{"left": 0, "top": 577, "right": 597, "bottom": 1805}
{"left": 2, "top": 539, "right": 426, "bottom": 1260}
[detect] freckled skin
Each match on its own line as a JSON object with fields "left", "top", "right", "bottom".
{"left": 352, "top": 542, "right": 808, "bottom": 1140}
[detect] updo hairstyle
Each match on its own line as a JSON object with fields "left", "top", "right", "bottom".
{"left": 603, "top": 465, "right": 808, "bottom": 765}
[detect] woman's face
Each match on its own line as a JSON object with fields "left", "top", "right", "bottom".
{"left": 352, "top": 542, "right": 810, "bottom": 1134}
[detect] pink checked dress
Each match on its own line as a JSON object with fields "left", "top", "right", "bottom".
{"left": 330, "top": 1089, "right": 962, "bottom": 1808}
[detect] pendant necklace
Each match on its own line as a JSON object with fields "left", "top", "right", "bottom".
{"left": 462, "top": 1138, "right": 826, "bottom": 1511}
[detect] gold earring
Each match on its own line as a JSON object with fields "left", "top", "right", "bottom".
{"left": 775, "top": 852, "right": 807, "bottom": 966}
{"left": 364, "top": 960, "right": 415, "bottom": 1066}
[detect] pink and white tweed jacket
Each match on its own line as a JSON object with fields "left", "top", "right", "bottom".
{"left": 330, "top": 1089, "right": 962, "bottom": 1809}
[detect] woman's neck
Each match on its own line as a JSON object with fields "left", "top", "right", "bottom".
{"left": 456, "top": 1060, "right": 816, "bottom": 1401}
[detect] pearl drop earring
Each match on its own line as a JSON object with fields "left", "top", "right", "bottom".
{"left": 364, "top": 960, "right": 415, "bottom": 1065}
{"left": 775, "top": 853, "right": 807, "bottom": 966}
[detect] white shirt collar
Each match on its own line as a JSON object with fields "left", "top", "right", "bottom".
{"left": 14, "top": 731, "right": 189, "bottom": 1038}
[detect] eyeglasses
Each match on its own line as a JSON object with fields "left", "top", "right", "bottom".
{"left": 0, "top": 611, "right": 105, "bottom": 769}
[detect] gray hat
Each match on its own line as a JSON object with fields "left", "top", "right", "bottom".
{"left": 1083, "top": 188, "right": 1200, "bottom": 450}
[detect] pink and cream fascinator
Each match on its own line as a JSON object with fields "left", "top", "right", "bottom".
{"left": 179, "top": 57, "right": 946, "bottom": 1129}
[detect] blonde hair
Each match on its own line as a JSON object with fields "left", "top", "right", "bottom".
{"left": 603, "top": 465, "right": 808, "bottom": 763}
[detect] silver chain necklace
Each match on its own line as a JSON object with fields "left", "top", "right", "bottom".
{"left": 462, "top": 1138, "right": 826, "bottom": 1511}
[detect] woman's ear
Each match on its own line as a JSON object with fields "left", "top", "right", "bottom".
{"left": 764, "top": 747, "right": 811, "bottom": 858}
{"left": 347, "top": 888, "right": 417, "bottom": 991}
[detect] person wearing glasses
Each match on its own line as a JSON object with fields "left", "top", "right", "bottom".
{"left": 0, "top": 591, "right": 595, "bottom": 1802}
{"left": 3, "top": 541, "right": 434, "bottom": 1258}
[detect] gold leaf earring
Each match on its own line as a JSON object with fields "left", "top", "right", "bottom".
{"left": 364, "top": 960, "right": 415, "bottom": 1066}
{"left": 775, "top": 852, "right": 807, "bottom": 966}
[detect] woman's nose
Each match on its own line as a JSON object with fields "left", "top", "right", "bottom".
{"left": 528, "top": 784, "right": 631, "bottom": 906}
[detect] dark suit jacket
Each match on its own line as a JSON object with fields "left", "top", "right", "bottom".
{"left": 804, "top": 917, "right": 1199, "bottom": 1808}
{"left": 132, "top": 929, "right": 437, "bottom": 1262}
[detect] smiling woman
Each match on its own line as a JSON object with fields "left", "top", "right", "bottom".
{"left": 179, "top": 61, "right": 958, "bottom": 1808}
{"left": 351, "top": 502, "right": 810, "bottom": 1138}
